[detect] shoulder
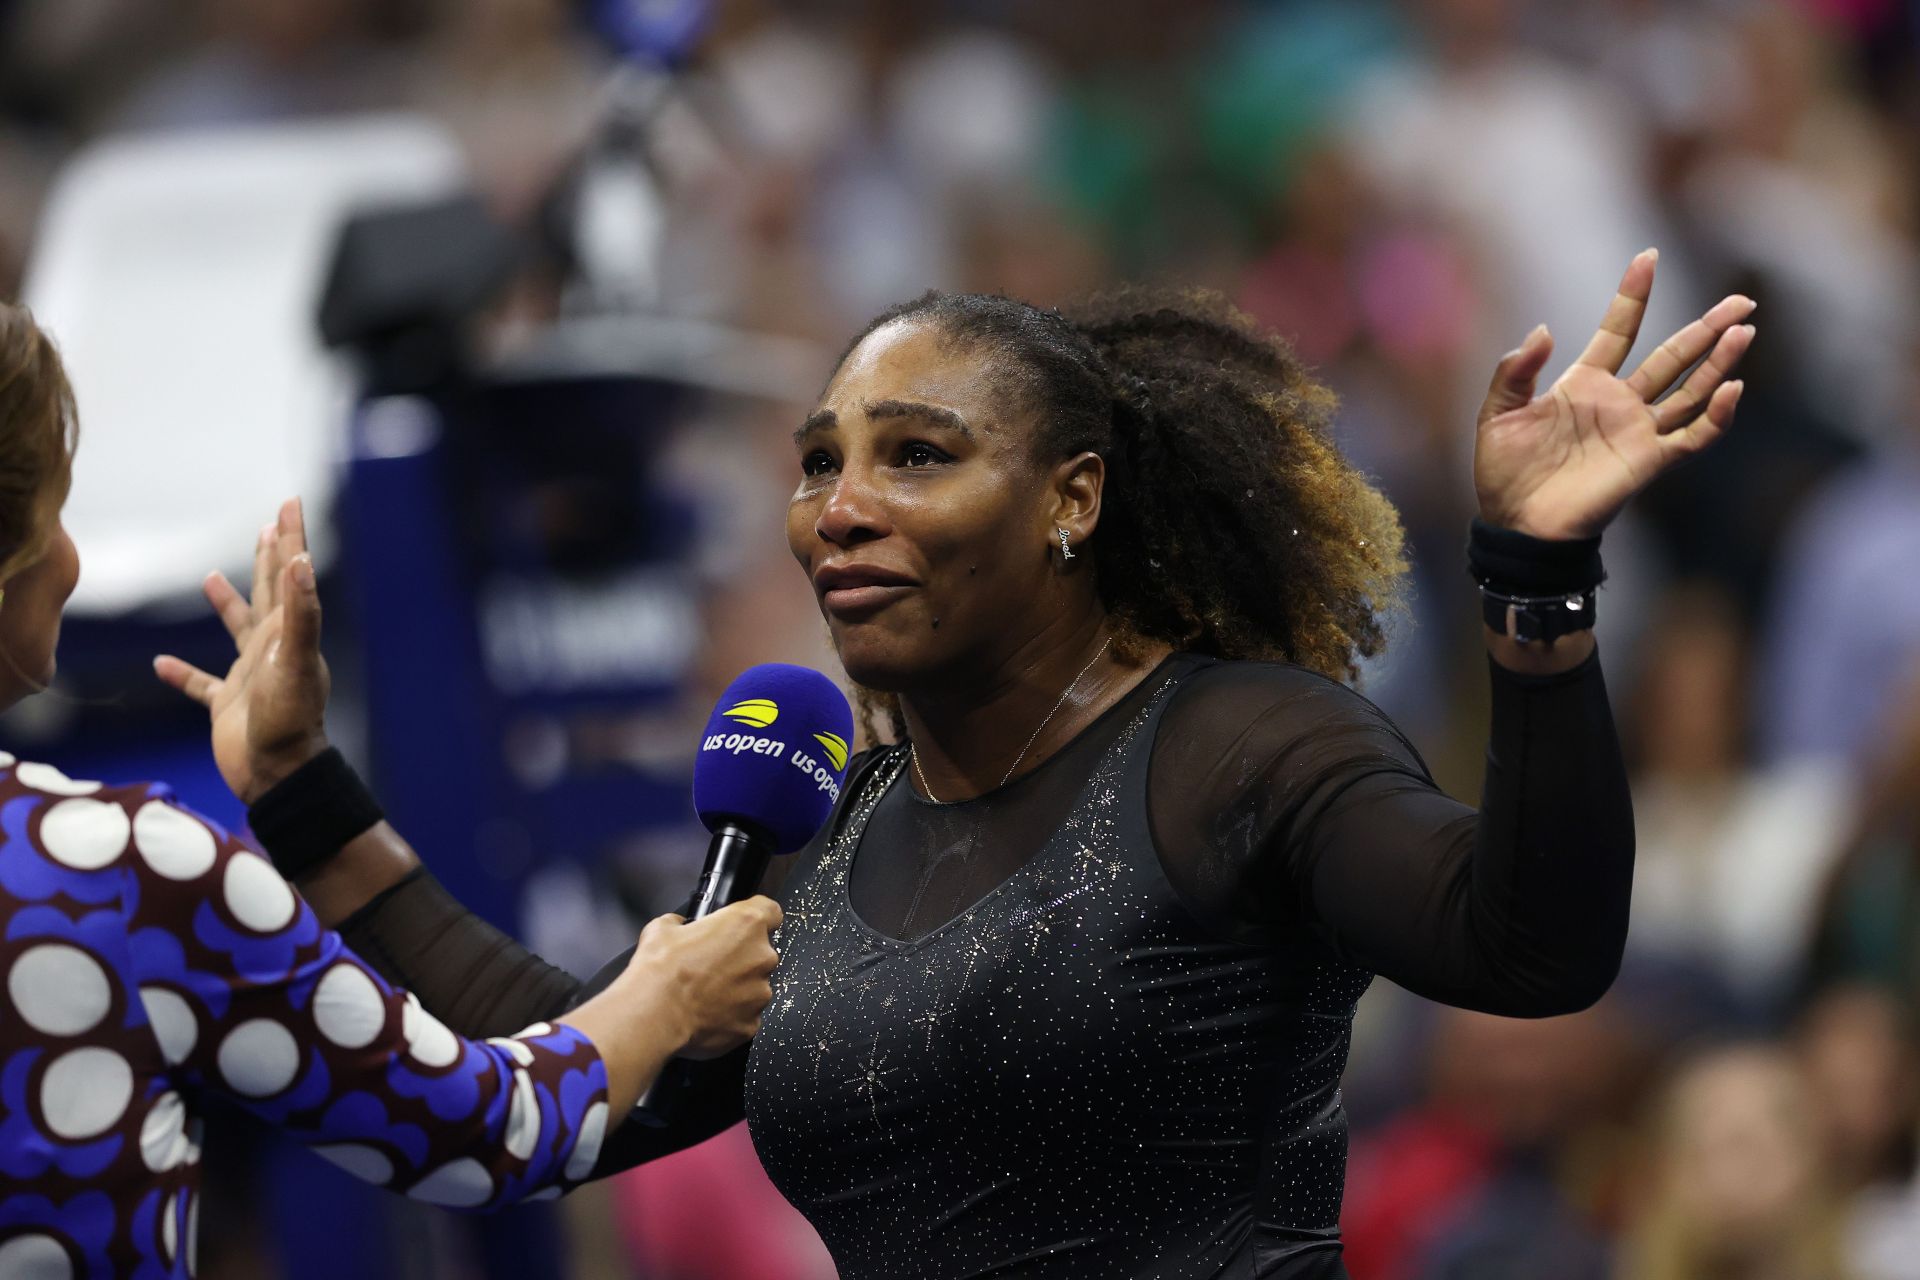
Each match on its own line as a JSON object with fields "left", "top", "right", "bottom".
{"left": 1170, "top": 658, "right": 1408, "bottom": 734}
{"left": 0, "top": 755, "right": 248, "bottom": 883}
{"left": 1160, "top": 658, "right": 1429, "bottom": 778}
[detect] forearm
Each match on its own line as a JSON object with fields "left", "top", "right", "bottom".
{"left": 1465, "top": 648, "right": 1632, "bottom": 1011}
{"left": 559, "top": 970, "right": 689, "bottom": 1119}
{"left": 335, "top": 869, "right": 586, "bottom": 1036}
{"left": 1302, "top": 650, "right": 1632, "bottom": 1017}
{"left": 295, "top": 819, "right": 420, "bottom": 924}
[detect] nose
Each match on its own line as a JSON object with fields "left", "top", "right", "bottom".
{"left": 815, "top": 469, "right": 890, "bottom": 548}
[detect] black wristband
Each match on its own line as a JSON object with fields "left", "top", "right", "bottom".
{"left": 1466, "top": 517, "right": 1604, "bottom": 596}
{"left": 1468, "top": 519, "right": 1605, "bottom": 644}
{"left": 247, "top": 747, "right": 386, "bottom": 881}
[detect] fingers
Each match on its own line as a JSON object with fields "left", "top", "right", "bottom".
{"left": 1626, "top": 295, "right": 1756, "bottom": 402}
{"left": 1575, "top": 248, "right": 1658, "bottom": 374}
{"left": 1657, "top": 379, "right": 1745, "bottom": 465}
{"left": 250, "top": 522, "right": 278, "bottom": 624}
{"left": 152, "top": 654, "right": 223, "bottom": 707}
{"left": 1654, "top": 322, "right": 1755, "bottom": 432}
{"left": 203, "top": 571, "right": 251, "bottom": 646}
{"left": 743, "top": 894, "right": 783, "bottom": 933}
{"left": 277, "top": 553, "right": 323, "bottom": 666}
{"left": 1478, "top": 324, "right": 1555, "bottom": 424}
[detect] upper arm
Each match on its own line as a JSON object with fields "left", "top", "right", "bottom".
{"left": 118, "top": 790, "right": 611, "bottom": 1207}
{"left": 1148, "top": 664, "right": 1467, "bottom": 957}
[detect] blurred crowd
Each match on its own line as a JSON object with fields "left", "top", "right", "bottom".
{"left": 6, "top": 0, "right": 1920, "bottom": 1277}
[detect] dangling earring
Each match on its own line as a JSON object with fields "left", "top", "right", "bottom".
{"left": 1057, "top": 527, "right": 1075, "bottom": 562}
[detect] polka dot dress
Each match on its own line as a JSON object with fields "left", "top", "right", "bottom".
{"left": 745, "top": 681, "right": 1371, "bottom": 1278}
{"left": 0, "top": 755, "right": 609, "bottom": 1276}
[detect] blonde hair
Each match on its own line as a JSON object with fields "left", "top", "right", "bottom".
{"left": 1619, "top": 1044, "right": 1851, "bottom": 1280}
{"left": 0, "top": 303, "right": 79, "bottom": 585}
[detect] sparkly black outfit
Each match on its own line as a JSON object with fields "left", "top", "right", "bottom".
{"left": 334, "top": 651, "right": 1631, "bottom": 1278}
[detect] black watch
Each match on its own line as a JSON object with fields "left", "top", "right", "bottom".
{"left": 1478, "top": 585, "right": 1597, "bottom": 645}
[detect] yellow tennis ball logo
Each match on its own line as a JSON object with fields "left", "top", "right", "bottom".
{"left": 722, "top": 698, "right": 779, "bottom": 729}
{"left": 813, "top": 732, "right": 849, "bottom": 772}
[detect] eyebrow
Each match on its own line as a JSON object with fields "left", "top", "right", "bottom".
{"left": 791, "top": 399, "right": 975, "bottom": 446}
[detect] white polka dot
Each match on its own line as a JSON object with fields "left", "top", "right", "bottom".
{"left": 140, "top": 1091, "right": 194, "bottom": 1172}
{"left": 565, "top": 1100, "right": 609, "bottom": 1180}
{"left": 8, "top": 944, "right": 110, "bottom": 1036}
{"left": 16, "top": 763, "right": 102, "bottom": 796}
{"left": 216, "top": 1019, "right": 300, "bottom": 1097}
{"left": 312, "top": 964, "right": 386, "bottom": 1050}
{"left": 132, "top": 801, "right": 216, "bottom": 881}
{"left": 488, "top": 1036, "right": 535, "bottom": 1068}
{"left": 39, "top": 1046, "right": 132, "bottom": 1139}
{"left": 0, "top": 751, "right": 16, "bottom": 769}
{"left": 525, "top": 1185, "right": 563, "bottom": 1202}
{"left": 139, "top": 986, "right": 197, "bottom": 1066}
{"left": 221, "top": 853, "right": 295, "bottom": 933}
{"left": 314, "top": 1143, "right": 393, "bottom": 1185}
{"left": 160, "top": 1193, "right": 177, "bottom": 1262}
{"left": 505, "top": 1069, "right": 539, "bottom": 1161}
{"left": 37, "top": 798, "right": 129, "bottom": 870}
{"left": 513, "top": 1021, "right": 554, "bottom": 1040}
{"left": 401, "top": 995, "right": 460, "bottom": 1069}
{"left": 407, "top": 1158, "right": 495, "bottom": 1208}
{"left": 0, "top": 1233, "right": 73, "bottom": 1279}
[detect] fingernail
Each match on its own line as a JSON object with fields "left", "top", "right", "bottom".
{"left": 1729, "top": 380, "right": 1746, "bottom": 400}
{"left": 293, "top": 555, "right": 315, "bottom": 590}
{"left": 1533, "top": 323, "right": 1550, "bottom": 342}
{"left": 1642, "top": 247, "right": 1659, "bottom": 262}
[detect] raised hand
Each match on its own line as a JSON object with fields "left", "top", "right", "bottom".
{"left": 1474, "top": 250, "right": 1754, "bottom": 542}
{"left": 154, "top": 498, "right": 331, "bottom": 805}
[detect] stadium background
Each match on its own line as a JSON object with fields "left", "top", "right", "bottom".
{"left": 4, "top": 0, "right": 1920, "bottom": 1276}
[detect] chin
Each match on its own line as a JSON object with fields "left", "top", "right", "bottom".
{"left": 829, "top": 627, "right": 932, "bottom": 694}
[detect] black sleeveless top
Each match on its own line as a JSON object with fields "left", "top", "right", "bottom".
{"left": 329, "top": 649, "right": 1632, "bottom": 1279}
{"left": 748, "top": 657, "right": 1366, "bottom": 1277}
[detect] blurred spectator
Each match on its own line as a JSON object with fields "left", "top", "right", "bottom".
{"left": 1624, "top": 584, "right": 1855, "bottom": 1013}
{"left": 1617, "top": 1043, "right": 1852, "bottom": 1280}
{"left": 1342, "top": 1003, "right": 1642, "bottom": 1280}
{"left": 1757, "top": 419, "right": 1920, "bottom": 769}
{"left": 1794, "top": 985, "right": 1918, "bottom": 1197}
{"left": 1805, "top": 660, "right": 1920, "bottom": 1002}
{"left": 117, "top": 0, "right": 412, "bottom": 131}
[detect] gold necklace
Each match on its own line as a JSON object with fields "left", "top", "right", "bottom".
{"left": 911, "top": 636, "right": 1114, "bottom": 804}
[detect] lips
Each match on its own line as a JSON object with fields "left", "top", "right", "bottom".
{"left": 814, "top": 563, "right": 917, "bottom": 618}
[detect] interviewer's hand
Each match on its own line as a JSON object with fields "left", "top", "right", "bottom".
{"left": 625, "top": 897, "right": 785, "bottom": 1060}
{"left": 154, "top": 497, "right": 331, "bottom": 805}
{"left": 558, "top": 897, "right": 783, "bottom": 1122}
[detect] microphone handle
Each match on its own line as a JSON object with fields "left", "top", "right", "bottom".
{"left": 634, "top": 822, "right": 771, "bottom": 1126}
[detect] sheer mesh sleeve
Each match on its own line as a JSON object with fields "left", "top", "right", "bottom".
{"left": 337, "top": 871, "right": 585, "bottom": 1037}
{"left": 1148, "top": 653, "right": 1632, "bottom": 1016}
{"left": 329, "top": 794, "right": 828, "bottom": 1174}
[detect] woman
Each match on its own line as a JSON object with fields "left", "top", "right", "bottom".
{"left": 1618, "top": 1043, "right": 1851, "bottom": 1280}
{"left": 166, "top": 252, "right": 1754, "bottom": 1277}
{"left": 0, "top": 301, "right": 784, "bottom": 1278}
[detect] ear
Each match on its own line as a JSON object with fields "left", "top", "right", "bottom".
{"left": 1047, "top": 451, "right": 1105, "bottom": 552}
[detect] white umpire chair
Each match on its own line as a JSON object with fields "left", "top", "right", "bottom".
{"left": 23, "top": 114, "right": 469, "bottom": 617}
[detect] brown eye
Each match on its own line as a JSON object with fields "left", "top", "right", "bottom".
{"left": 801, "top": 451, "right": 836, "bottom": 477}
{"left": 900, "top": 442, "right": 949, "bottom": 468}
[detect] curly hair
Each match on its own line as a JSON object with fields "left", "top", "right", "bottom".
{"left": 0, "top": 303, "right": 79, "bottom": 586}
{"left": 835, "top": 286, "right": 1407, "bottom": 743}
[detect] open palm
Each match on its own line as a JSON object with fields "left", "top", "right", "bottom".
{"left": 1474, "top": 250, "right": 1755, "bottom": 541}
{"left": 155, "top": 499, "right": 330, "bottom": 805}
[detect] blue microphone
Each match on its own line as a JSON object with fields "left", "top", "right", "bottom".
{"left": 636, "top": 664, "right": 852, "bottom": 1123}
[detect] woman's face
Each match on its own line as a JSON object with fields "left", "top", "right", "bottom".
{"left": 786, "top": 319, "right": 1083, "bottom": 691}
{"left": 0, "top": 518, "right": 80, "bottom": 706}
